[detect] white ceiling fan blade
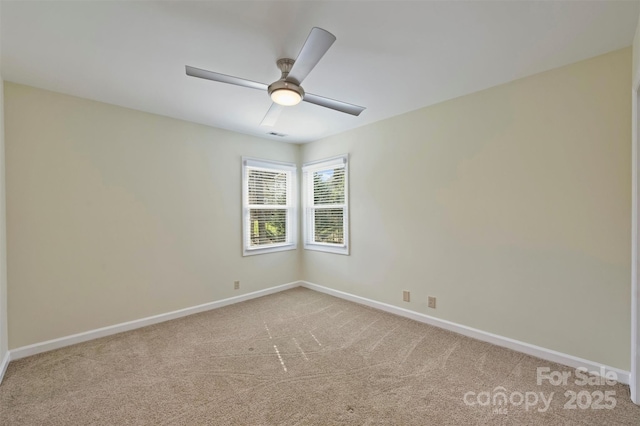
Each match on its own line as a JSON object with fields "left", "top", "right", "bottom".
{"left": 185, "top": 66, "right": 268, "bottom": 91}
{"left": 303, "top": 93, "right": 365, "bottom": 116}
{"left": 260, "top": 103, "right": 284, "bottom": 127}
{"left": 286, "top": 27, "right": 336, "bottom": 85}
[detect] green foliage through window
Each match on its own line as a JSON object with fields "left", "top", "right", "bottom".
{"left": 250, "top": 209, "right": 287, "bottom": 245}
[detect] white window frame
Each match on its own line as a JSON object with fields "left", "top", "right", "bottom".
{"left": 302, "top": 154, "right": 349, "bottom": 255}
{"left": 242, "top": 157, "right": 297, "bottom": 256}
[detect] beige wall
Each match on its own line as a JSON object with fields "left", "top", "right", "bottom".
{"left": 0, "top": 79, "right": 6, "bottom": 363}
{"left": 4, "top": 83, "right": 300, "bottom": 349}
{"left": 0, "top": 0, "right": 8, "bottom": 368}
{"left": 631, "top": 13, "right": 640, "bottom": 401}
{"left": 301, "top": 48, "right": 632, "bottom": 370}
{"left": 634, "top": 15, "right": 640, "bottom": 86}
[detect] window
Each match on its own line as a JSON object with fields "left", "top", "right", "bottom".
{"left": 303, "top": 155, "right": 349, "bottom": 255}
{"left": 242, "top": 158, "right": 296, "bottom": 256}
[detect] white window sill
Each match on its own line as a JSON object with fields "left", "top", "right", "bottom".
{"left": 243, "top": 243, "right": 297, "bottom": 257}
{"left": 304, "top": 243, "right": 349, "bottom": 255}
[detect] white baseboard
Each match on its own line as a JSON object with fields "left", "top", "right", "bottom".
{"left": 9, "top": 281, "right": 300, "bottom": 362}
{"left": 0, "top": 350, "right": 9, "bottom": 385}
{"left": 300, "top": 281, "right": 631, "bottom": 385}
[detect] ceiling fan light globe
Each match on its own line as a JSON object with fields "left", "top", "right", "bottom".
{"left": 268, "top": 80, "right": 304, "bottom": 106}
{"left": 271, "top": 88, "right": 302, "bottom": 106}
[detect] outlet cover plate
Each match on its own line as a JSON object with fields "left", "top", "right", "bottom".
{"left": 428, "top": 296, "right": 436, "bottom": 309}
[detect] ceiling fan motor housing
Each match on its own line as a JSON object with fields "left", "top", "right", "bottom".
{"left": 268, "top": 58, "right": 305, "bottom": 104}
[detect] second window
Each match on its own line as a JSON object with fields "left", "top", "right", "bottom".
{"left": 302, "top": 155, "right": 349, "bottom": 255}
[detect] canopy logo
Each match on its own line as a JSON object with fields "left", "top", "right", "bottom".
{"left": 463, "top": 387, "right": 554, "bottom": 414}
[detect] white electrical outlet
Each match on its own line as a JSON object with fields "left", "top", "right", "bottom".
{"left": 403, "top": 291, "right": 410, "bottom": 302}
{"left": 234, "top": 281, "right": 240, "bottom": 290}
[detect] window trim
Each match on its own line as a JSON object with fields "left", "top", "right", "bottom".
{"left": 302, "top": 154, "right": 349, "bottom": 255}
{"left": 242, "top": 157, "right": 297, "bottom": 256}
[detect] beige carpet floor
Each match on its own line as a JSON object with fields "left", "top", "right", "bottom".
{"left": 0, "top": 287, "right": 639, "bottom": 425}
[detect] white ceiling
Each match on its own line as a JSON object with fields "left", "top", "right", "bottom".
{"left": 2, "top": 1, "right": 639, "bottom": 143}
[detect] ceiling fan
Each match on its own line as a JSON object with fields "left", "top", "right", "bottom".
{"left": 186, "top": 27, "right": 366, "bottom": 127}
